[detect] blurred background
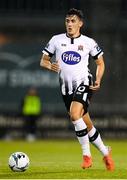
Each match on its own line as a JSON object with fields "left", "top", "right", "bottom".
{"left": 0, "top": 0, "right": 127, "bottom": 140}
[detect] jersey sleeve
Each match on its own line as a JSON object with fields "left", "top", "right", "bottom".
{"left": 89, "top": 39, "right": 104, "bottom": 60}
{"left": 42, "top": 36, "right": 56, "bottom": 57}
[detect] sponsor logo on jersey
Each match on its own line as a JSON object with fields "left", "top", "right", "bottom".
{"left": 45, "top": 43, "right": 49, "bottom": 48}
{"left": 94, "top": 45, "right": 101, "bottom": 52}
{"left": 61, "top": 51, "right": 81, "bottom": 65}
{"left": 61, "top": 43, "right": 66, "bottom": 46}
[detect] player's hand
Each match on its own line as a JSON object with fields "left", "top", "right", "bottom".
{"left": 89, "top": 80, "right": 101, "bottom": 91}
{"left": 51, "top": 61, "right": 60, "bottom": 73}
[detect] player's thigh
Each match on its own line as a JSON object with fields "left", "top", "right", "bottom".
{"left": 73, "top": 84, "right": 93, "bottom": 113}
{"left": 70, "top": 101, "right": 84, "bottom": 120}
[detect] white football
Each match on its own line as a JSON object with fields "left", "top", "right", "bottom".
{"left": 8, "top": 152, "right": 30, "bottom": 172}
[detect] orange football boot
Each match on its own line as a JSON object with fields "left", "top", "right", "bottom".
{"left": 81, "top": 155, "right": 92, "bottom": 169}
{"left": 103, "top": 147, "right": 115, "bottom": 171}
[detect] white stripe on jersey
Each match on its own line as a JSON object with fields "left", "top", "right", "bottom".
{"left": 42, "top": 33, "right": 103, "bottom": 95}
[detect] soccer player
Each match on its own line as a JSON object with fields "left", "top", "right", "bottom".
{"left": 40, "top": 8, "right": 114, "bottom": 171}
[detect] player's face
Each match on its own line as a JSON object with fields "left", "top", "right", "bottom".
{"left": 65, "top": 15, "right": 83, "bottom": 38}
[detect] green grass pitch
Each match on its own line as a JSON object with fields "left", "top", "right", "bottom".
{"left": 0, "top": 139, "right": 127, "bottom": 179}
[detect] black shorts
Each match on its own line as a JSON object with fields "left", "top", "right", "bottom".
{"left": 62, "top": 84, "right": 93, "bottom": 113}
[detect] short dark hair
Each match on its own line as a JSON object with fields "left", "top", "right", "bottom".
{"left": 66, "top": 8, "right": 84, "bottom": 21}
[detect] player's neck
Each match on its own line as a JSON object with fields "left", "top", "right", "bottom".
{"left": 66, "top": 33, "right": 81, "bottom": 38}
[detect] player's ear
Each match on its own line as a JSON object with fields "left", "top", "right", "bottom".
{"left": 79, "top": 20, "right": 83, "bottom": 28}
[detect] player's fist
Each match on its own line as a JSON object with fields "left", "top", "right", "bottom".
{"left": 51, "top": 61, "right": 60, "bottom": 73}
{"left": 89, "top": 80, "right": 100, "bottom": 91}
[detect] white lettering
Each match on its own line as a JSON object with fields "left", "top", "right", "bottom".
{"left": 63, "top": 53, "right": 80, "bottom": 62}
{"left": 0, "top": 70, "right": 8, "bottom": 85}
{"left": 8, "top": 70, "right": 59, "bottom": 87}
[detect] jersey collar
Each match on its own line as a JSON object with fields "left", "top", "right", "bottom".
{"left": 66, "top": 33, "right": 81, "bottom": 39}
{"left": 66, "top": 33, "right": 81, "bottom": 44}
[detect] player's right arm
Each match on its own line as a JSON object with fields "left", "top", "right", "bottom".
{"left": 40, "top": 54, "right": 60, "bottom": 73}
{"left": 40, "top": 35, "right": 60, "bottom": 73}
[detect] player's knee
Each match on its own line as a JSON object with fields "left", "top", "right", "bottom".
{"left": 70, "top": 109, "right": 81, "bottom": 121}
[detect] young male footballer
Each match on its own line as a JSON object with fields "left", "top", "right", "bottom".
{"left": 40, "top": 8, "right": 115, "bottom": 171}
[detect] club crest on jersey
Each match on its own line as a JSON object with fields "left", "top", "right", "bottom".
{"left": 78, "top": 45, "right": 83, "bottom": 51}
{"left": 61, "top": 51, "right": 81, "bottom": 65}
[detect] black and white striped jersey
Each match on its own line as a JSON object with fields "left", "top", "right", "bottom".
{"left": 42, "top": 33, "right": 103, "bottom": 95}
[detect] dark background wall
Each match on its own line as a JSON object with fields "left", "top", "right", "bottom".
{"left": 0, "top": 0, "right": 127, "bottom": 118}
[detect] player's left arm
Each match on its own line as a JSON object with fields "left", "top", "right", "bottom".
{"left": 90, "top": 55, "right": 105, "bottom": 91}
